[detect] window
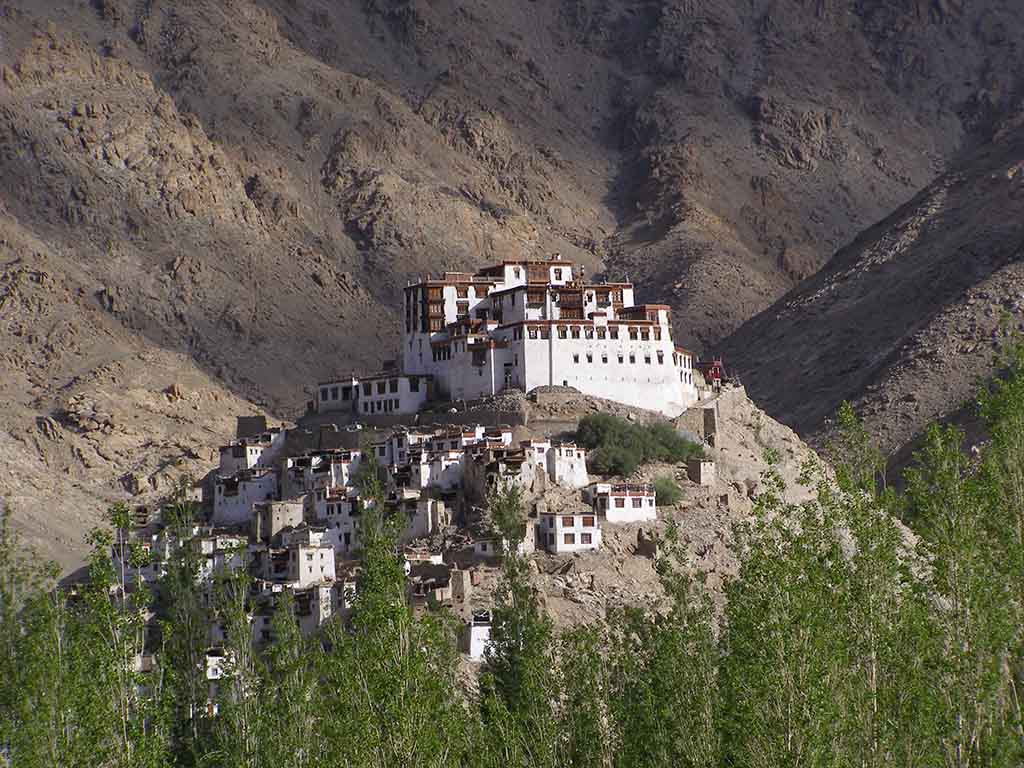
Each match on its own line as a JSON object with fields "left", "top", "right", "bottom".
{"left": 614, "top": 498, "right": 625, "bottom": 508}
{"left": 540, "top": 327, "right": 550, "bottom": 339}
{"left": 629, "top": 328, "right": 638, "bottom": 340}
{"left": 629, "top": 354, "right": 636, "bottom": 364}
{"left": 409, "top": 377, "right": 420, "bottom": 392}
{"left": 617, "top": 354, "right": 624, "bottom": 364}
{"left": 363, "top": 402, "right": 369, "bottom": 413}
{"left": 597, "top": 328, "right": 606, "bottom": 339}
{"left": 528, "top": 327, "right": 538, "bottom": 339}
{"left": 657, "top": 352, "right": 664, "bottom": 364}
{"left": 378, "top": 446, "right": 386, "bottom": 457}
{"left": 342, "top": 386, "right": 352, "bottom": 400}
{"left": 329, "top": 387, "right": 339, "bottom": 400}
{"left": 554, "top": 268, "right": 563, "bottom": 280}
{"left": 586, "top": 353, "right": 593, "bottom": 363}
{"left": 480, "top": 542, "right": 488, "bottom": 553}
{"left": 344, "top": 532, "right": 351, "bottom": 545}
{"left": 585, "top": 327, "right": 594, "bottom": 339}
{"left": 654, "top": 328, "right": 662, "bottom": 340}
{"left": 583, "top": 516, "right": 595, "bottom": 527}
{"left": 581, "top": 532, "right": 592, "bottom": 545}
{"left": 320, "top": 387, "right": 329, "bottom": 401}
{"left": 571, "top": 327, "right": 581, "bottom": 339}
{"left": 562, "top": 516, "right": 574, "bottom": 527}
{"left": 563, "top": 532, "right": 575, "bottom": 545}
{"left": 602, "top": 355, "right": 608, "bottom": 364}
{"left": 376, "top": 381, "right": 386, "bottom": 395}
{"left": 393, "top": 398, "right": 400, "bottom": 408}
{"left": 645, "top": 355, "right": 651, "bottom": 364}
{"left": 632, "top": 498, "right": 642, "bottom": 508}
{"left": 610, "top": 327, "right": 619, "bottom": 339}
{"left": 389, "top": 379, "right": 398, "bottom": 393}
{"left": 558, "top": 327, "right": 568, "bottom": 339}
{"left": 548, "top": 533, "right": 555, "bottom": 545}
{"left": 641, "top": 330, "right": 649, "bottom": 341}
{"left": 573, "top": 354, "right": 580, "bottom": 364}
{"left": 429, "top": 318, "right": 443, "bottom": 331}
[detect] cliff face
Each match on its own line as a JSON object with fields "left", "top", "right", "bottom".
{"left": 1, "top": 0, "right": 1023, "bottom": 563}
{"left": 719, "top": 116, "right": 1024, "bottom": 461}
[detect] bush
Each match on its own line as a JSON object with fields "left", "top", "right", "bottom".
{"left": 575, "top": 413, "right": 704, "bottom": 477}
{"left": 654, "top": 475, "right": 683, "bottom": 506}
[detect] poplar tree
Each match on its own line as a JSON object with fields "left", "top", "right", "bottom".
{"left": 606, "top": 520, "right": 719, "bottom": 768}
{"left": 906, "top": 424, "right": 1019, "bottom": 766}
{"left": 478, "top": 484, "right": 560, "bottom": 768}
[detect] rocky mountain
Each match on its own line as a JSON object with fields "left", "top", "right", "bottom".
{"left": 2, "top": 0, "right": 1023, "bottom": 564}
{"left": 719, "top": 111, "right": 1024, "bottom": 465}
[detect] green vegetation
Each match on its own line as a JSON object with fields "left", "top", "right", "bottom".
{"left": 4, "top": 355, "right": 1024, "bottom": 766}
{"left": 574, "top": 413, "right": 704, "bottom": 476}
{"left": 653, "top": 475, "right": 683, "bottom": 506}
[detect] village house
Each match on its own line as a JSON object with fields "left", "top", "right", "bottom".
{"left": 217, "top": 427, "right": 287, "bottom": 476}
{"left": 313, "top": 369, "right": 433, "bottom": 417}
{"left": 538, "top": 511, "right": 602, "bottom": 553}
{"left": 212, "top": 468, "right": 278, "bottom": 527}
{"left": 287, "top": 540, "right": 336, "bottom": 588}
{"left": 461, "top": 610, "right": 493, "bottom": 661}
{"left": 251, "top": 499, "right": 304, "bottom": 545}
{"left": 585, "top": 482, "right": 658, "bottom": 523}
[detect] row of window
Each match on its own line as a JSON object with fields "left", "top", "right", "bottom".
{"left": 573, "top": 351, "right": 665, "bottom": 365}
{"left": 549, "top": 532, "right": 593, "bottom": 546}
{"left": 362, "top": 398, "right": 402, "bottom": 413}
{"left": 508, "top": 325, "right": 663, "bottom": 341}
{"left": 321, "top": 378, "right": 419, "bottom": 402}
{"left": 598, "top": 496, "right": 656, "bottom": 508}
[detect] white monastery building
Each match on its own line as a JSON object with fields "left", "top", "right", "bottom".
{"left": 399, "top": 255, "right": 699, "bottom": 417}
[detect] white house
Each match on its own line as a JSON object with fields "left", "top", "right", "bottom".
{"left": 400, "top": 256, "right": 699, "bottom": 416}
{"left": 252, "top": 499, "right": 304, "bottom": 545}
{"left": 461, "top": 610, "right": 493, "bottom": 661}
{"left": 281, "top": 450, "right": 362, "bottom": 500}
{"left": 538, "top": 512, "right": 602, "bottom": 554}
{"left": 212, "top": 469, "right": 278, "bottom": 527}
{"left": 217, "top": 428, "right": 286, "bottom": 476}
{"left": 355, "top": 372, "right": 432, "bottom": 417}
{"left": 314, "top": 376, "right": 360, "bottom": 414}
{"left": 287, "top": 543, "right": 336, "bottom": 588}
{"left": 545, "top": 442, "right": 589, "bottom": 488}
{"left": 586, "top": 482, "right": 657, "bottom": 523}
{"left": 408, "top": 448, "right": 464, "bottom": 491}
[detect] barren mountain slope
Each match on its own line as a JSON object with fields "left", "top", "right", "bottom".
{"left": 719, "top": 119, "right": 1024, "bottom": 459}
{"left": 2, "top": 0, "right": 1023, "bottom": 405}
{"left": 2, "top": 0, "right": 1024, "bottom": 564}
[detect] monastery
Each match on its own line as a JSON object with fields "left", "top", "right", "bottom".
{"left": 316, "top": 255, "right": 699, "bottom": 418}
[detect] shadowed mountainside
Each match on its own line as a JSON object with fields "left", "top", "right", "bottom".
{"left": 2, "top": 0, "right": 1023, "bottom": 564}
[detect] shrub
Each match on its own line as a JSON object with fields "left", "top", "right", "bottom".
{"left": 575, "top": 413, "right": 704, "bottom": 477}
{"left": 654, "top": 475, "right": 683, "bottom": 506}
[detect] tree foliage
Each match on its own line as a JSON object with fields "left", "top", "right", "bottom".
{"left": 575, "top": 413, "right": 704, "bottom": 476}
{"left": 4, "top": 357, "right": 1024, "bottom": 767}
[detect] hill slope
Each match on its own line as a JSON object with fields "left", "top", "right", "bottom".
{"left": 719, "top": 117, "right": 1024, "bottom": 459}
{"left": 2, "top": 0, "right": 1024, "bottom": 562}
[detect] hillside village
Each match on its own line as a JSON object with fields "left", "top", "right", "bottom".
{"left": 107, "top": 256, "right": 808, "bottom": 710}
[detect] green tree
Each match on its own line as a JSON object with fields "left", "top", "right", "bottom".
{"left": 479, "top": 486, "right": 560, "bottom": 768}
{"left": 907, "top": 424, "right": 1021, "bottom": 766}
{"left": 607, "top": 520, "right": 719, "bottom": 768}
